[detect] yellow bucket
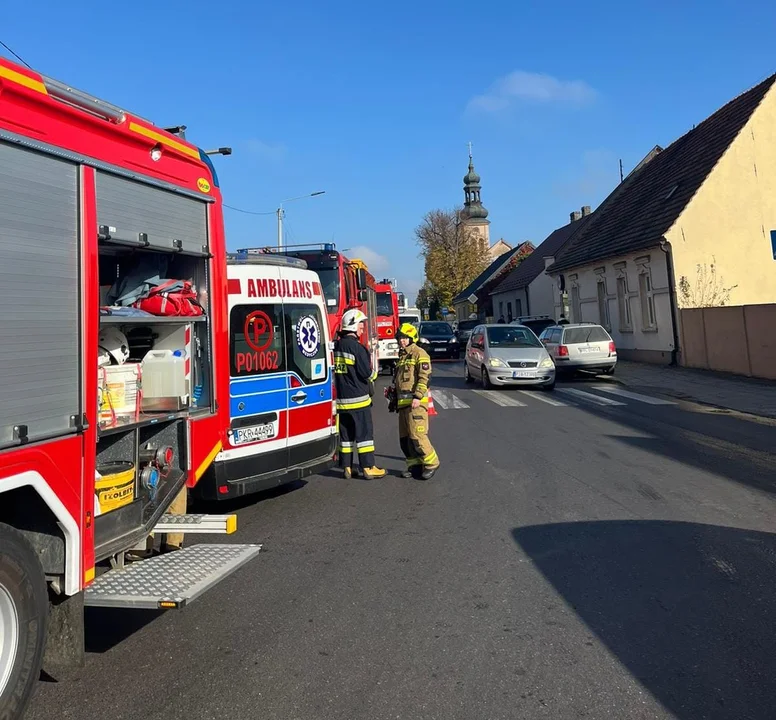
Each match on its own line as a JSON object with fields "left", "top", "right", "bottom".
{"left": 95, "top": 461, "right": 136, "bottom": 514}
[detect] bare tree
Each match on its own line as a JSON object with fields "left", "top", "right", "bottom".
{"left": 678, "top": 258, "right": 738, "bottom": 308}
{"left": 415, "top": 207, "right": 490, "bottom": 309}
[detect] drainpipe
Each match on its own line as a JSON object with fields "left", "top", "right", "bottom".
{"left": 660, "top": 239, "right": 680, "bottom": 366}
{"left": 525, "top": 286, "right": 531, "bottom": 316}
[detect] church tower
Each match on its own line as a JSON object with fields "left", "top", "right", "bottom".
{"left": 461, "top": 143, "right": 490, "bottom": 252}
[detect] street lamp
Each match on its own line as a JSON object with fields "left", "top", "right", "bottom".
{"left": 277, "top": 191, "right": 326, "bottom": 249}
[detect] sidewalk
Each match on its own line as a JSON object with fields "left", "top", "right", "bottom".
{"left": 614, "top": 361, "right": 776, "bottom": 419}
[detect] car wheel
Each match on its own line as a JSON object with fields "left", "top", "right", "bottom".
{"left": 464, "top": 362, "right": 473, "bottom": 384}
{"left": 542, "top": 380, "right": 556, "bottom": 391}
{"left": 602, "top": 366, "right": 615, "bottom": 375}
{"left": 481, "top": 367, "right": 492, "bottom": 390}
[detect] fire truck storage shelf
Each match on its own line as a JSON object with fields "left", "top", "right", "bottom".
{"left": 84, "top": 543, "right": 262, "bottom": 609}
{"left": 100, "top": 316, "right": 207, "bottom": 325}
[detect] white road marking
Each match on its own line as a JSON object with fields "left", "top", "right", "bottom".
{"left": 429, "top": 389, "right": 469, "bottom": 410}
{"left": 589, "top": 384, "right": 677, "bottom": 405}
{"left": 556, "top": 388, "right": 626, "bottom": 406}
{"left": 517, "top": 391, "right": 569, "bottom": 406}
{"left": 473, "top": 390, "right": 527, "bottom": 407}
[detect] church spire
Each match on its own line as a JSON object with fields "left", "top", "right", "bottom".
{"left": 462, "top": 142, "right": 488, "bottom": 220}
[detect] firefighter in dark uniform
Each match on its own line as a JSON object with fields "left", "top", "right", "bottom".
{"left": 392, "top": 322, "right": 440, "bottom": 480}
{"left": 334, "top": 309, "right": 386, "bottom": 480}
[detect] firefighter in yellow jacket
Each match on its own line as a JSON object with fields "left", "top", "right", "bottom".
{"left": 392, "top": 323, "right": 440, "bottom": 480}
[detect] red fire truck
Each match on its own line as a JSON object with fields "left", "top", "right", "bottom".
{"left": 374, "top": 279, "right": 400, "bottom": 374}
{"left": 274, "top": 244, "right": 379, "bottom": 368}
{"left": 0, "top": 58, "right": 261, "bottom": 719}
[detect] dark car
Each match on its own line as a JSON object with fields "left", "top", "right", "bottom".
{"left": 510, "top": 315, "right": 556, "bottom": 338}
{"left": 418, "top": 321, "right": 460, "bottom": 359}
{"left": 456, "top": 319, "right": 478, "bottom": 344}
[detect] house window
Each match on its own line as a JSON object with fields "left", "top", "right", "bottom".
{"left": 498, "top": 301, "right": 503, "bottom": 319}
{"left": 639, "top": 272, "right": 657, "bottom": 330}
{"left": 616, "top": 276, "right": 632, "bottom": 331}
{"left": 507, "top": 302, "right": 513, "bottom": 322}
{"left": 597, "top": 281, "right": 610, "bottom": 330}
{"left": 570, "top": 285, "right": 582, "bottom": 322}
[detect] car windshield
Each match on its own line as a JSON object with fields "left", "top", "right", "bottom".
{"left": 564, "top": 326, "right": 610, "bottom": 344}
{"left": 457, "top": 320, "right": 477, "bottom": 331}
{"left": 420, "top": 322, "right": 453, "bottom": 336}
{"left": 486, "top": 326, "right": 542, "bottom": 348}
{"left": 314, "top": 268, "right": 340, "bottom": 314}
{"left": 376, "top": 291, "right": 393, "bottom": 317}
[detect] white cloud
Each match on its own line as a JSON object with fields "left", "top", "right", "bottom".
{"left": 347, "top": 246, "right": 391, "bottom": 276}
{"left": 468, "top": 71, "right": 597, "bottom": 114}
{"left": 245, "top": 139, "right": 287, "bottom": 162}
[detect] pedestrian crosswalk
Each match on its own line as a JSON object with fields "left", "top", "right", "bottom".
{"left": 427, "top": 385, "right": 676, "bottom": 412}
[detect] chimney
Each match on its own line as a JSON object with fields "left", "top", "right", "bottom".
{"left": 570, "top": 210, "right": 582, "bottom": 223}
{"left": 581, "top": 205, "right": 591, "bottom": 217}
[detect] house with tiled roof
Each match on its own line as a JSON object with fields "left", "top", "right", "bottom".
{"left": 452, "top": 241, "right": 535, "bottom": 321}
{"left": 490, "top": 207, "right": 593, "bottom": 322}
{"left": 546, "top": 72, "right": 776, "bottom": 364}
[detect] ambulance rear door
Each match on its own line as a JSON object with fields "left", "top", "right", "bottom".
{"left": 281, "top": 267, "right": 334, "bottom": 466}
{"left": 226, "top": 264, "right": 290, "bottom": 479}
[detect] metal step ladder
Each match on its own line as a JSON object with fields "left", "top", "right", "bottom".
{"left": 153, "top": 513, "right": 237, "bottom": 535}
{"left": 84, "top": 544, "right": 262, "bottom": 609}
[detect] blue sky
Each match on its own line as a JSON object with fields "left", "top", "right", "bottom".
{"left": 3, "top": 0, "right": 775, "bottom": 301}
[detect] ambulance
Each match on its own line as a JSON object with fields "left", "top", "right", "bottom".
{"left": 194, "top": 252, "right": 337, "bottom": 499}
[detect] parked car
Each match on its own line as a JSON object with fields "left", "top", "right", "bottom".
{"left": 464, "top": 324, "right": 556, "bottom": 390}
{"left": 538, "top": 323, "right": 617, "bottom": 375}
{"left": 456, "top": 319, "right": 478, "bottom": 344}
{"left": 510, "top": 315, "right": 556, "bottom": 338}
{"left": 418, "top": 321, "right": 460, "bottom": 359}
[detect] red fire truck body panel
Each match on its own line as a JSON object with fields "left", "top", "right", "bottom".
{"left": 0, "top": 58, "right": 228, "bottom": 594}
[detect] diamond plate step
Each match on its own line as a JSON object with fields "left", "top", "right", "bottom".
{"left": 84, "top": 544, "right": 262, "bottom": 609}
{"left": 153, "top": 513, "right": 237, "bottom": 535}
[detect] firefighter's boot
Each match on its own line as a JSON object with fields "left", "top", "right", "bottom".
{"left": 362, "top": 466, "right": 387, "bottom": 480}
{"left": 421, "top": 464, "right": 439, "bottom": 481}
{"left": 343, "top": 467, "right": 353, "bottom": 480}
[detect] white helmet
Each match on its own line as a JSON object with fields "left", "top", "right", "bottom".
{"left": 341, "top": 308, "right": 367, "bottom": 333}
{"left": 98, "top": 327, "right": 130, "bottom": 365}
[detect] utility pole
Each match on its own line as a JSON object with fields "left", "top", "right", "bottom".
{"left": 275, "top": 191, "right": 326, "bottom": 249}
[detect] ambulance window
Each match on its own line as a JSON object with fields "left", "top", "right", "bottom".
{"left": 229, "top": 304, "right": 285, "bottom": 377}
{"left": 285, "top": 304, "right": 327, "bottom": 385}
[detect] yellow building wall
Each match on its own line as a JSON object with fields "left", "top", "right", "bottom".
{"left": 666, "top": 85, "right": 776, "bottom": 306}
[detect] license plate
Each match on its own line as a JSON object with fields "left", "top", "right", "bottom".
{"left": 233, "top": 423, "right": 275, "bottom": 445}
{"left": 512, "top": 371, "right": 534, "bottom": 378}
{"left": 579, "top": 346, "right": 600, "bottom": 353}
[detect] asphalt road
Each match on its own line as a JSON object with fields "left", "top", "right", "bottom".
{"left": 28, "top": 362, "right": 776, "bottom": 720}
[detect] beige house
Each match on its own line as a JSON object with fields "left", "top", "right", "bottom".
{"left": 488, "top": 238, "right": 512, "bottom": 260}
{"left": 547, "top": 72, "right": 776, "bottom": 364}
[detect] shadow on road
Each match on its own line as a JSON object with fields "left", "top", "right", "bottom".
{"left": 513, "top": 520, "right": 776, "bottom": 720}
{"left": 84, "top": 607, "right": 163, "bottom": 653}
{"left": 191, "top": 479, "right": 309, "bottom": 514}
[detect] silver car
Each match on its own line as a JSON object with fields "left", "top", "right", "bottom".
{"left": 464, "top": 324, "right": 556, "bottom": 390}
{"left": 538, "top": 323, "right": 617, "bottom": 375}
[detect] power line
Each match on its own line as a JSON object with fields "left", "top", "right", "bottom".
{"left": 0, "top": 39, "right": 32, "bottom": 69}
{"left": 223, "top": 203, "right": 276, "bottom": 216}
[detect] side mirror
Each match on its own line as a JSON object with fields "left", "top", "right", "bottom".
{"left": 357, "top": 289, "right": 368, "bottom": 302}
{"left": 355, "top": 268, "right": 367, "bottom": 290}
